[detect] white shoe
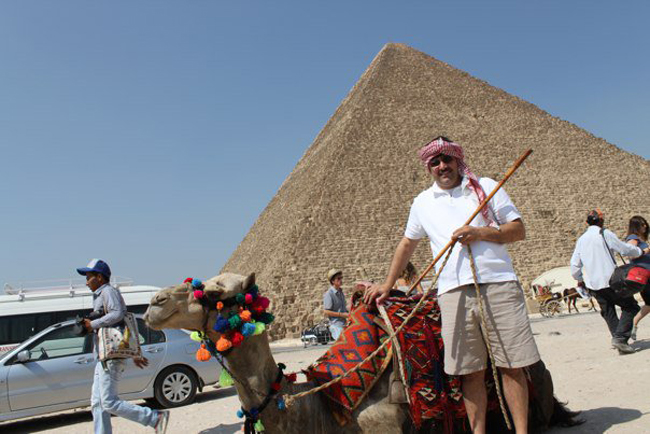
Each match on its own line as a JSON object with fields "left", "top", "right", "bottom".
{"left": 155, "top": 410, "right": 170, "bottom": 434}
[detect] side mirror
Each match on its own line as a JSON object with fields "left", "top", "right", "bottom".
{"left": 16, "top": 350, "right": 31, "bottom": 363}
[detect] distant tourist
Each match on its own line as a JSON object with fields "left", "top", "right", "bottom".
{"left": 364, "top": 136, "right": 539, "bottom": 434}
{"left": 570, "top": 210, "right": 644, "bottom": 354}
{"left": 625, "top": 215, "right": 650, "bottom": 340}
{"left": 323, "top": 268, "right": 349, "bottom": 340}
{"left": 77, "top": 259, "right": 169, "bottom": 434}
{"left": 394, "top": 261, "right": 423, "bottom": 293}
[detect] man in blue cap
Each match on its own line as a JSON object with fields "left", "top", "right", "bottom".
{"left": 78, "top": 258, "right": 169, "bottom": 434}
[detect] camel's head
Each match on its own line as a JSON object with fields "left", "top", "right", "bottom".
{"left": 144, "top": 272, "right": 256, "bottom": 331}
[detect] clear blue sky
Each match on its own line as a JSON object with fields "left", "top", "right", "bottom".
{"left": 1, "top": 1, "right": 648, "bottom": 290}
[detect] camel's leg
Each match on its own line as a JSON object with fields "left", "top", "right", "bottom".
{"left": 357, "top": 399, "right": 406, "bottom": 434}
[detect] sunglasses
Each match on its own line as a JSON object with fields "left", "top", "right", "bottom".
{"left": 429, "top": 154, "right": 454, "bottom": 167}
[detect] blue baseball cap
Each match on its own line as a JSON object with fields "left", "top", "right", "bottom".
{"left": 76, "top": 258, "right": 111, "bottom": 280}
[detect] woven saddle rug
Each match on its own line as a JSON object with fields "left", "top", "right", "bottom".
{"left": 305, "top": 303, "right": 392, "bottom": 411}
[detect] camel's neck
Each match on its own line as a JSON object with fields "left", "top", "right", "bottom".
{"left": 207, "top": 327, "right": 278, "bottom": 411}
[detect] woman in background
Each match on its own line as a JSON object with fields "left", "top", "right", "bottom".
{"left": 626, "top": 215, "right": 650, "bottom": 340}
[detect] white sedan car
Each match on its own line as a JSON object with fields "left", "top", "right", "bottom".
{"left": 0, "top": 317, "right": 220, "bottom": 422}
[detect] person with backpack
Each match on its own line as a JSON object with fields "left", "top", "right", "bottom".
{"left": 570, "top": 211, "right": 647, "bottom": 355}
{"left": 625, "top": 216, "right": 650, "bottom": 340}
{"left": 78, "top": 258, "right": 170, "bottom": 434}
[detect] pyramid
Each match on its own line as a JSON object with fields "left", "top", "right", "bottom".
{"left": 222, "top": 43, "right": 650, "bottom": 339}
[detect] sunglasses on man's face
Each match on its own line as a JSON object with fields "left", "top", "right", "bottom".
{"left": 429, "top": 154, "right": 454, "bottom": 168}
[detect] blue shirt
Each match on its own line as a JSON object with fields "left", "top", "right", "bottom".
{"left": 626, "top": 234, "right": 650, "bottom": 269}
{"left": 323, "top": 286, "right": 347, "bottom": 327}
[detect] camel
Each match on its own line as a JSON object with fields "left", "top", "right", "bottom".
{"left": 144, "top": 272, "right": 580, "bottom": 434}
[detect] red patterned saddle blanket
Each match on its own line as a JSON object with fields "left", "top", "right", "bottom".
{"left": 305, "top": 303, "right": 392, "bottom": 411}
{"left": 305, "top": 291, "right": 501, "bottom": 431}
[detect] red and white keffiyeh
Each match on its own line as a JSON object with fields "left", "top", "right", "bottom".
{"left": 418, "top": 137, "right": 492, "bottom": 223}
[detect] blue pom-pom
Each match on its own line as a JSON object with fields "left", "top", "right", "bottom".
{"left": 250, "top": 408, "right": 259, "bottom": 418}
{"left": 213, "top": 315, "right": 230, "bottom": 333}
{"left": 241, "top": 322, "right": 256, "bottom": 337}
{"left": 277, "top": 398, "right": 286, "bottom": 410}
{"left": 236, "top": 409, "right": 244, "bottom": 418}
{"left": 192, "top": 278, "right": 203, "bottom": 289}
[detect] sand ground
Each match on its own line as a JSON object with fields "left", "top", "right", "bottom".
{"left": 2, "top": 310, "right": 649, "bottom": 433}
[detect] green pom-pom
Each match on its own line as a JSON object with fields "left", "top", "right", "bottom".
{"left": 228, "top": 315, "right": 242, "bottom": 329}
{"left": 259, "top": 312, "right": 275, "bottom": 325}
{"left": 254, "top": 322, "right": 266, "bottom": 335}
{"left": 235, "top": 293, "right": 246, "bottom": 305}
{"left": 189, "top": 331, "right": 202, "bottom": 342}
{"left": 254, "top": 419, "right": 265, "bottom": 432}
{"left": 219, "top": 368, "right": 234, "bottom": 387}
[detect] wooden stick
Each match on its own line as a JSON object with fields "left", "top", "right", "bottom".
{"left": 406, "top": 149, "right": 533, "bottom": 296}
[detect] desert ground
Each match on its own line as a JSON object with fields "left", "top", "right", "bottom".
{"left": 2, "top": 309, "right": 649, "bottom": 433}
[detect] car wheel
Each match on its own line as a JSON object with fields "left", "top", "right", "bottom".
{"left": 153, "top": 365, "right": 198, "bottom": 408}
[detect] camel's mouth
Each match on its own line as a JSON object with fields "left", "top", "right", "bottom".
{"left": 144, "top": 307, "right": 178, "bottom": 329}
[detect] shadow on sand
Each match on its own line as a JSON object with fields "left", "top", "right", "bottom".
{"left": 198, "top": 421, "right": 244, "bottom": 434}
{"left": 548, "top": 406, "right": 643, "bottom": 433}
{"left": 0, "top": 387, "right": 238, "bottom": 433}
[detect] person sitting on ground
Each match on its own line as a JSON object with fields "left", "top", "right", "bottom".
{"left": 77, "top": 259, "right": 169, "bottom": 434}
{"left": 570, "top": 210, "right": 645, "bottom": 355}
{"left": 323, "top": 269, "right": 349, "bottom": 341}
{"left": 625, "top": 215, "right": 650, "bottom": 340}
{"left": 394, "top": 261, "right": 424, "bottom": 293}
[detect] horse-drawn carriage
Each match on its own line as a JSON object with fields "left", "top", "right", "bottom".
{"left": 531, "top": 284, "right": 564, "bottom": 317}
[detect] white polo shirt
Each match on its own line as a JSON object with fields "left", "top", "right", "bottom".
{"left": 405, "top": 177, "right": 522, "bottom": 295}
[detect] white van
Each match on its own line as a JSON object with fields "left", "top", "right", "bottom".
{"left": 0, "top": 278, "right": 160, "bottom": 356}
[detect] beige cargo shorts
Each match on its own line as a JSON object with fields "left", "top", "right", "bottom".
{"left": 438, "top": 280, "right": 540, "bottom": 376}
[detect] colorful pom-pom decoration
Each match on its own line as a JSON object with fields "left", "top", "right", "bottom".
{"left": 259, "top": 312, "right": 275, "bottom": 325}
{"left": 236, "top": 409, "right": 244, "bottom": 419}
{"left": 241, "top": 322, "right": 256, "bottom": 337}
{"left": 228, "top": 315, "right": 242, "bottom": 330}
{"left": 252, "top": 305, "right": 266, "bottom": 315}
{"left": 191, "top": 278, "right": 203, "bottom": 289}
{"left": 189, "top": 331, "right": 202, "bottom": 342}
{"left": 276, "top": 397, "right": 286, "bottom": 410}
{"left": 193, "top": 290, "right": 204, "bottom": 299}
{"left": 250, "top": 408, "right": 259, "bottom": 418}
{"left": 244, "top": 293, "right": 253, "bottom": 304}
{"left": 249, "top": 285, "right": 259, "bottom": 297}
{"left": 196, "top": 343, "right": 212, "bottom": 362}
{"left": 216, "top": 336, "right": 233, "bottom": 352}
{"left": 285, "top": 373, "right": 297, "bottom": 383}
{"left": 216, "top": 301, "right": 224, "bottom": 311}
{"left": 254, "top": 419, "right": 265, "bottom": 432}
{"left": 257, "top": 296, "right": 270, "bottom": 309}
{"left": 213, "top": 315, "right": 230, "bottom": 333}
{"left": 219, "top": 368, "right": 234, "bottom": 387}
{"left": 235, "top": 293, "right": 246, "bottom": 305}
{"left": 184, "top": 277, "right": 193, "bottom": 283}
{"left": 240, "top": 310, "right": 252, "bottom": 322}
{"left": 271, "top": 382, "right": 281, "bottom": 392}
{"left": 231, "top": 331, "right": 244, "bottom": 347}
{"left": 253, "top": 322, "right": 266, "bottom": 335}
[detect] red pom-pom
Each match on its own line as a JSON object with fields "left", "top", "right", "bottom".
{"left": 231, "top": 332, "right": 244, "bottom": 347}
{"left": 244, "top": 293, "right": 253, "bottom": 304}
{"left": 253, "top": 305, "right": 265, "bottom": 315}
{"left": 258, "top": 296, "right": 270, "bottom": 309}
{"left": 184, "top": 277, "right": 193, "bottom": 283}
{"left": 194, "top": 290, "right": 204, "bottom": 299}
{"left": 271, "top": 382, "right": 281, "bottom": 392}
{"left": 285, "top": 373, "right": 297, "bottom": 383}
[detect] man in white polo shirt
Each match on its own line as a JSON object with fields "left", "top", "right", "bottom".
{"left": 364, "top": 137, "right": 539, "bottom": 434}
